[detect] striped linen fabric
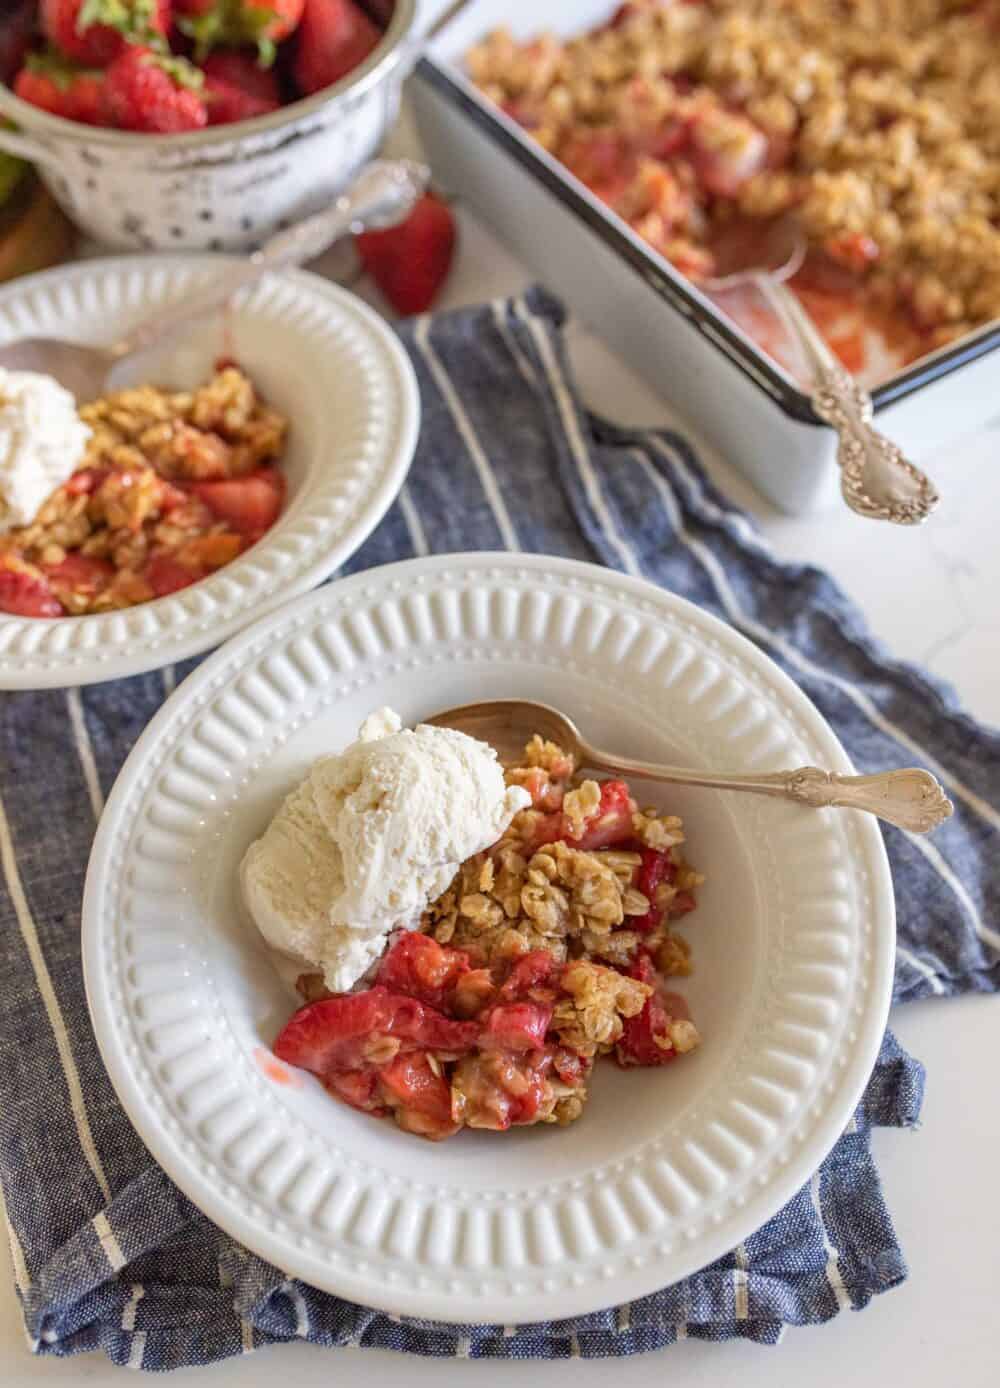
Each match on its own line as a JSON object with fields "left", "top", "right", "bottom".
{"left": 0, "top": 287, "right": 996, "bottom": 1369}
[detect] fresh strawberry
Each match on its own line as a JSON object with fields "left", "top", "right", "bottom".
{"left": 293, "top": 0, "right": 381, "bottom": 96}
{"left": 355, "top": 192, "right": 457, "bottom": 316}
{"left": 101, "top": 46, "right": 208, "bottom": 132}
{"left": 13, "top": 52, "right": 106, "bottom": 125}
{"left": 201, "top": 49, "right": 281, "bottom": 123}
{"left": 191, "top": 466, "right": 284, "bottom": 534}
{"left": 202, "top": 48, "right": 282, "bottom": 101}
{"left": 0, "top": 559, "right": 63, "bottom": 618}
{"left": 177, "top": 0, "right": 304, "bottom": 64}
{"left": 40, "top": 0, "right": 171, "bottom": 68}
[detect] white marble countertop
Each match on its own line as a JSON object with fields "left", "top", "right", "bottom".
{"left": 4, "top": 171, "right": 999, "bottom": 1388}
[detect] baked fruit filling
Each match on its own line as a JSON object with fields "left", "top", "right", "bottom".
{"left": 0, "top": 365, "right": 287, "bottom": 617}
{"left": 274, "top": 734, "right": 703, "bottom": 1140}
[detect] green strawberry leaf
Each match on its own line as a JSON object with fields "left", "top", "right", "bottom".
{"left": 77, "top": 0, "right": 168, "bottom": 53}
{"left": 23, "top": 49, "right": 104, "bottom": 90}
{"left": 141, "top": 52, "right": 207, "bottom": 92}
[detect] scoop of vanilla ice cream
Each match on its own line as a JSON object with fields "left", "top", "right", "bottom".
{"left": 240, "top": 708, "right": 530, "bottom": 992}
{"left": 0, "top": 369, "right": 91, "bottom": 532}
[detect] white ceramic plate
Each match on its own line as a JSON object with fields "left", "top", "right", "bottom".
{"left": 82, "top": 554, "right": 895, "bottom": 1324}
{"left": 0, "top": 256, "right": 420, "bottom": 689}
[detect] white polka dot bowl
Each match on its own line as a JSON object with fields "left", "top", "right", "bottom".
{"left": 0, "top": 1, "right": 414, "bottom": 252}
{"left": 0, "top": 255, "right": 420, "bottom": 689}
{"left": 82, "top": 552, "right": 896, "bottom": 1323}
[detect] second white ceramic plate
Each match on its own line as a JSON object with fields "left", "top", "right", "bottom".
{"left": 0, "top": 257, "right": 419, "bottom": 688}
{"left": 82, "top": 554, "right": 895, "bottom": 1323}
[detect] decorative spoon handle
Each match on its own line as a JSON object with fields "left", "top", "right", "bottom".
{"left": 582, "top": 749, "right": 953, "bottom": 834}
{"left": 753, "top": 273, "right": 939, "bottom": 526}
{"left": 110, "top": 159, "right": 429, "bottom": 361}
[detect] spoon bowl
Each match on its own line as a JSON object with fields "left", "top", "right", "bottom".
{"left": 426, "top": 698, "right": 953, "bottom": 834}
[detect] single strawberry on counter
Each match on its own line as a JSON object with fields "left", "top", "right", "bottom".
{"left": 101, "top": 45, "right": 208, "bottom": 131}
{"left": 40, "top": 0, "right": 172, "bottom": 68}
{"left": 355, "top": 192, "right": 457, "bottom": 316}
{"left": 13, "top": 51, "right": 106, "bottom": 125}
{"left": 292, "top": 0, "right": 381, "bottom": 96}
{"left": 201, "top": 48, "right": 281, "bottom": 124}
{"left": 177, "top": 0, "right": 304, "bottom": 65}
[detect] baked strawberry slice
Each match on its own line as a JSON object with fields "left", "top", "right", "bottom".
{"left": 824, "top": 232, "right": 880, "bottom": 275}
{"left": 44, "top": 553, "right": 114, "bottom": 599}
{"left": 451, "top": 1049, "right": 555, "bottom": 1130}
{"left": 632, "top": 847, "right": 675, "bottom": 933}
{"left": 377, "top": 1051, "right": 459, "bottom": 1140}
{"left": 375, "top": 931, "right": 470, "bottom": 1010}
{"left": 274, "top": 987, "right": 478, "bottom": 1078}
{"left": 355, "top": 192, "right": 457, "bottom": 316}
{"left": 668, "top": 890, "right": 697, "bottom": 919}
{"left": 496, "top": 949, "right": 560, "bottom": 1002}
{"left": 616, "top": 952, "right": 680, "bottom": 1068}
{"left": 325, "top": 1066, "right": 383, "bottom": 1113}
{"left": 144, "top": 552, "right": 203, "bottom": 597}
{"left": 293, "top": 0, "right": 381, "bottom": 96}
{"left": 480, "top": 1001, "right": 553, "bottom": 1052}
{"left": 525, "top": 779, "right": 636, "bottom": 853}
{"left": 191, "top": 466, "right": 285, "bottom": 535}
{"left": 0, "top": 559, "right": 63, "bottom": 617}
{"left": 64, "top": 467, "right": 111, "bottom": 496}
{"left": 688, "top": 108, "right": 768, "bottom": 198}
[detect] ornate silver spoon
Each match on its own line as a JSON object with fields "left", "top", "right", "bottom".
{"left": 427, "top": 699, "right": 953, "bottom": 834}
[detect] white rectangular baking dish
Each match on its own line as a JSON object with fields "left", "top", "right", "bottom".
{"left": 410, "top": 0, "right": 1000, "bottom": 514}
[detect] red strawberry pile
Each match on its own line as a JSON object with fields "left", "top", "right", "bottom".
{"left": 8, "top": 0, "right": 387, "bottom": 132}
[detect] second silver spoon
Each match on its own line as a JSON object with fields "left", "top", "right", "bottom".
{"left": 0, "top": 158, "right": 429, "bottom": 402}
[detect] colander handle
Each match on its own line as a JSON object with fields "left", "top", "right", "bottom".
{"left": 0, "top": 127, "right": 62, "bottom": 170}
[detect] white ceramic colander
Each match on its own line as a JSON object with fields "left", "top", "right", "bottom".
{"left": 0, "top": 0, "right": 416, "bottom": 252}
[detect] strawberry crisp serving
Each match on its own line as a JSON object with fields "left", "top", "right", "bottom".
{"left": 268, "top": 723, "right": 703, "bottom": 1142}
{"left": 0, "top": 365, "right": 287, "bottom": 618}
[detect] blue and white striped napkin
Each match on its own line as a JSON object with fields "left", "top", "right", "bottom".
{"left": 1, "top": 287, "right": 996, "bottom": 1369}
